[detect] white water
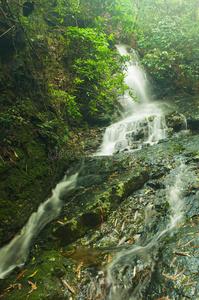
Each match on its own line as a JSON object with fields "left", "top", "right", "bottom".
{"left": 98, "top": 163, "right": 188, "bottom": 300}
{"left": 95, "top": 45, "right": 167, "bottom": 156}
{"left": 0, "top": 172, "right": 78, "bottom": 279}
{"left": 116, "top": 44, "right": 149, "bottom": 104}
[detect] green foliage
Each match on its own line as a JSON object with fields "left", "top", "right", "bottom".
{"left": 136, "top": 2, "right": 199, "bottom": 92}
{"left": 49, "top": 87, "right": 82, "bottom": 118}
{"left": 62, "top": 26, "right": 127, "bottom": 115}
{"left": 0, "top": 107, "right": 26, "bottom": 130}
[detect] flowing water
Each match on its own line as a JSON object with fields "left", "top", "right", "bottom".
{"left": 0, "top": 172, "right": 78, "bottom": 279}
{"left": 96, "top": 45, "right": 167, "bottom": 156}
{"left": 89, "top": 163, "right": 189, "bottom": 300}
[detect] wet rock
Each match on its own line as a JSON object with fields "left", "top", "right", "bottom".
{"left": 53, "top": 210, "right": 102, "bottom": 246}
{"left": 165, "top": 111, "right": 187, "bottom": 132}
{"left": 187, "top": 115, "right": 199, "bottom": 131}
{"left": 131, "top": 128, "right": 145, "bottom": 141}
{"left": 142, "top": 142, "right": 150, "bottom": 148}
{"left": 144, "top": 218, "right": 199, "bottom": 299}
{"left": 84, "top": 112, "right": 112, "bottom": 126}
{"left": 0, "top": 251, "right": 69, "bottom": 299}
{"left": 147, "top": 180, "right": 163, "bottom": 189}
{"left": 53, "top": 163, "right": 149, "bottom": 246}
{"left": 157, "top": 138, "right": 168, "bottom": 143}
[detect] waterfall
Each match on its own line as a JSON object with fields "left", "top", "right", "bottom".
{"left": 0, "top": 172, "right": 78, "bottom": 279}
{"left": 116, "top": 44, "right": 149, "bottom": 104}
{"left": 95, "top": 45, "right": 167, "bottom": 156}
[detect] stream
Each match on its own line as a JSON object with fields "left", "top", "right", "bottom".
{"left": 0, "top": 45, "right": 199, "bottom": 299}
{"left": 97, "top": 163, "right": 188, "bottom": 300}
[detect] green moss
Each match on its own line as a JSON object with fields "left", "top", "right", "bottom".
{"left": 0, "top": 251, "right": 68, "bottom": 299}
{"left": 52, "top": 168, "right": 149, "bottom": 246}
{"left": 0, "top": 125, "right": 70, "bottom": 246}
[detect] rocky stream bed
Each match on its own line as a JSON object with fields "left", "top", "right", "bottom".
{"left": 0, "top": 97, "right": 199, "bottom": 300}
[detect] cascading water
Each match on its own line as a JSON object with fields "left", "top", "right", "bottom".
{"left": 116, "top": 44, "right": 149, "bottom": 105}
{"left": 90, "top": 163, "right": 190, "bottom": 300}
{"left": 0, "top": 172, "right": 78, "bottom": 279}
{"left": 96, "top": 45, "right": 167, "bottom": 156}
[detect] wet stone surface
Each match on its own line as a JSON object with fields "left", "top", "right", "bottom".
{"left": 144, "top": 219, "right": 199, "bottom": 299}
{"left": 0, "top": 129, "right": 199, "bottom": 299}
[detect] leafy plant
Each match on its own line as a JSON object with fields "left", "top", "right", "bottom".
{"left": 136, "top": 7, "right": 199, "bottom": 93}
{"left": 62, "top": 26, "right": 128, "bottom": 115}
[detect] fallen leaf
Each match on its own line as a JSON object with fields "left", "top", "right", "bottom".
{"left": 190, "top": 218, "right": 195, "bottom": 227}
{"left": 13, "top": 150, "right": 18, "bottom": 158}
{"left": 183, "top": 281, "right": 198, "bottom": 286}
{"left": 162, "top": 273, "right": 176, "bottom": 280}
{"left": 77, "top": 262, "right": 83, "bottom": 272}
{"left": 177, "top": 238, "right": 181, "bottom": 247}
{"left": 108, "top": 235, "right": 119, "bottom": 241}
{"left": 77, "top": 262, "right": 83, "bottom": 279}
{"left": 28, "top": 270, "right": 38, "bottom": 278}
{"left": 174, "top": 262, "right": 179, "bottom": 277}
{"left": 14, "top": 269, "right": 27, "bottom": 282}
{"left": 133, "top": 266, "right": 136, "bottom": 278}
{"left": 5, "top": 283, "right": 21, "bottom": 291}
{"left": 3, "top": 148, "right": 14, "bottom": 159}
{"left": 112, "top": 228, "right": 119, "bottom": 234}
{"left": 107, "top": 254, "right": 111, "bottom": 263}
{"left": 127, "top": 237, "right": 134, "bottom": 244}
{"left": 121, "top": 222, "right": 125, "bottom": 232}
{"left": 170, "top": 257, "right": 177, "bottom": 268}
{"left": 180, "top": 231, "right": 199, "bottom": 237}
{"left": 175, "top": 267, "right": 187, "bottom": 278}
{"left": 28, "top": 281, "right": 37, "bottom": 294}
{"left": 117, "top": 237, "right": 126, "bottom": 246}
{"left": 173, "top": 251, "right": 191, "bottom": 257}
{"left": 61, "top": 278, "right": 75, "bottom": 294}
{"left": 145, "top": 190, "right": 151, "bottom": 195}
{"left": 134, "top": 211, "right": 138, "bottom": 221}
{"left": 57, "top": 221, "right": 64, "bottom": 225}
{"left": 181, "top": 238, "right": 196, "bottom": 247}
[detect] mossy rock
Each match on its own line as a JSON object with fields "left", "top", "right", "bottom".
{"left": 52, "top": 165, "right": 149, "bottom": 246}
{"left": 0, "top": 125, "right": 70, "bottom": 247}
{"left": 165, "top": 111, "right": 186, "bottom": 132}
{"left": 0, "top": 251, "right": 72, "bottom": 299}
